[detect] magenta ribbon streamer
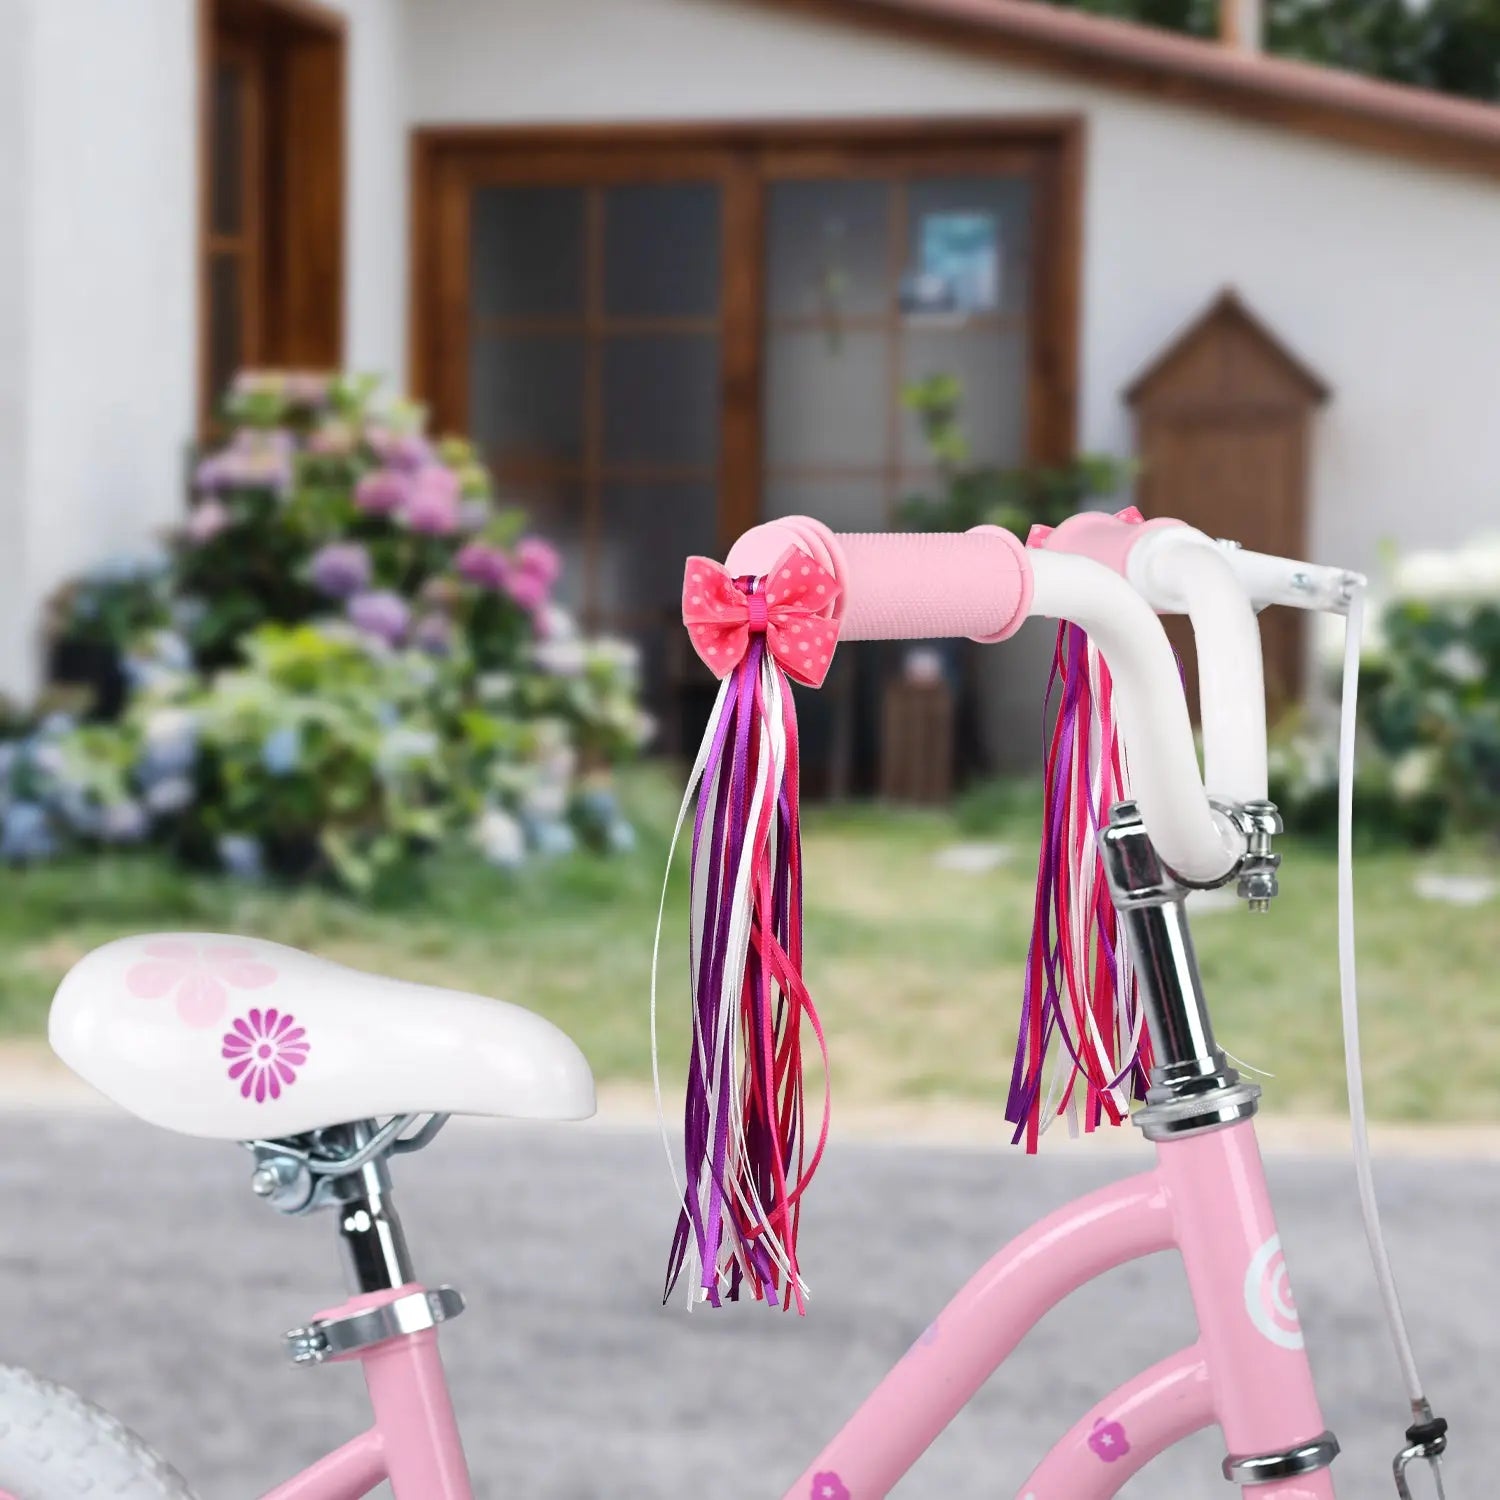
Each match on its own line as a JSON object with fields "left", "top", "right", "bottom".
{"left": 666, "top": 636, "right": 770, "bottom": 1305}
{"left": 1005, "top": 623, "right": 1146, "bottom": 1149}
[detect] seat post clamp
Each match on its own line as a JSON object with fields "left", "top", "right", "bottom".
{"left": 1222, "top": 1429, "right": 1340, "bottom": 1485}
{"left": 284, "top": 1285, "right": 465, "bottom": 1366}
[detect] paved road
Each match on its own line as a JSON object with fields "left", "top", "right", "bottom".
{"left": 0, "top": 1110, "right": 1487, "bottom": 1498}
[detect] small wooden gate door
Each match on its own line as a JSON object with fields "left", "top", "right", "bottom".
{"left": 1127, "top": 291, "right": 1329, "bottom": 717}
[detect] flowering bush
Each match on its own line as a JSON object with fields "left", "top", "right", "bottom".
{"left": 18, "top": 371, "right": 651, "bottom": 888}
{"left": 1363, "top": 536, "right": 1500, "bottom": 835}
{"left": 1270, "top": 534, "right": 1500, "bottom": 846}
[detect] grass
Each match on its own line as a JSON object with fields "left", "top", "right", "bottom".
{"left": 0, "top": 769, "right": 1496, "bottom": 1123}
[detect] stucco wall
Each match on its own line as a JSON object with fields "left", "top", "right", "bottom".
{"left": 403, "top": 0, "right": 1500, "bottom": 584}
{"left": 0, "top": 0, "right": 408, "bottom": 700}
{"left": 0, "top": 0, "right": 197, "bottom": 698}
{"left": 333, "top": 0, "right": 409, "bottom": 382}
{"left": 0, "top": 0, "right": 34, "bottom": 700}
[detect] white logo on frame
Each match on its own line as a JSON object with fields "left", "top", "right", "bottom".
{"left": 1244, "top": 1234, "right": 1303, "bottom": 1350}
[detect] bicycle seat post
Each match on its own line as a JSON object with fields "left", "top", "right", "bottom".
{"left": 325, "top": 1121, "right": 417, "bottom": 1295}
{"left": 1101, "top": 800, "right": 1264, "bottom": 1140}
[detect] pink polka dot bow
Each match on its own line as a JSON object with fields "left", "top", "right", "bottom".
{"left": 682, "top": 546, "right": 842, "bottom": 689}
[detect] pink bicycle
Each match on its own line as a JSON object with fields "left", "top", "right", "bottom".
{"left": 0, "top": 510, "right": 1447, "bottom": 1499}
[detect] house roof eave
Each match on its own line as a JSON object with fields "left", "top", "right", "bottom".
{"left": 751, "top": 0, "right": 1500, "bottom": 183}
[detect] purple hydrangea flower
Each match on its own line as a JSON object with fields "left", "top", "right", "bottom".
{"left": 412, "top": 612, "right": 455, "bottom": 656}
{"left": 367, "top": 428, "right": 433, "bottom": 473}
{"left": 347, "top": 590, "right": 411, "bottom": 646}
{"left": 309, "top": 542, "right": 373, "bottom": 599}
{"left": 196, "top": 429, "right": 294, "bottom": 495}
{"left": 506, "top": 568, "right": 550, "bottom": 612}
{"left": 515, "top": 537, "right": 562, "bottom": 587}
{"left": 455, "top": 542, "right": 510, "bottom": 590}
{"left": 354, "top": 469, "right": 412, "bottom": 516}
{"left": 403, "top": 466, "right": 462, "bottom": 535}
{"left": 186, "top": 498, "right": 232, "bottom": 544}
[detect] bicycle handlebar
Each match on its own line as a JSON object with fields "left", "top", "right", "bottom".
{"left": 724, "top": 515, "right": 1246, "bottom": 884}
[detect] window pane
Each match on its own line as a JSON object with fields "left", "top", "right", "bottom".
{"left": 764, "top": 329, "right": 887, "bottom": 470}
{"left": 207, "top": 254, "right": 243, "bottom": 408}
{"left": 596, "top": 482, "right": 719, "bottom": 615}
{"left": 764, "top": 478, "right": 888, "bottom": 533}
{"left": 601, "top": 335, "right": 721, "bottom": 468}
{"left": 471, "top": 186, "right": 585, "bottom": 321}
{"left": 211, "top": 62, "right": 245, "bottom": 237}
{"left": 604, "top": 183, "right": 720, "bottom": 319}
{"left": 767, "top": 179, "right": 890, "bottom": 320}
{"left": 901, "top": 327, "right": 1029, "bottom": 469}
{"left": 904, "top": 176, "right": 1033, "bottom": 318}
{"left": 505, "top": 481, "right": 587, "bottom": 612}
{"left": 469, "top": 334, "right": 584, "bottom": 464}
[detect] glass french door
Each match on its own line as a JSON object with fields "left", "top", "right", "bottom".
{"left": 418, "top": 128, "right": 1076, "bottom": 770}
{"left": 461, "top": 172, "right": 728, "bottom": 742}
{"left": 762, "top": 171, "right": 1034, "bottom": 532}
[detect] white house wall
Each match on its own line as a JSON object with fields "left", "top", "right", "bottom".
{"left": 0, "top": 0, "right": 408, "bottom": 701}
{"left": 403, "top": 0, "right": 1500, "bottom": 585}
{"left": 0, "top": 0, "right": 34, "bottom": 702}
{"left": 2, "top": 0, "right": 196, "bottom": 700}
{"left": 334, "top": 0, "right": 409, "bottom": 383}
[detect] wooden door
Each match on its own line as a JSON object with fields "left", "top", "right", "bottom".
{"left": 1137, "top": 411, "right": 1311, "bottom": 712}
{"left": 1128, "top": 292, "right": 1329, "bottom": 721}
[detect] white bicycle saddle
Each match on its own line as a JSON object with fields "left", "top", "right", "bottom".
{"left": 49, "top": 933, "right": 596, "bottom": 1140}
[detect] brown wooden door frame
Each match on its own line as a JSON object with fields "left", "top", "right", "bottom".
{"left": 410, "top": 117, "right": 1085, "bottom": 553}
{"left": 198, "top": 0, "right": 347, "bottom": 433}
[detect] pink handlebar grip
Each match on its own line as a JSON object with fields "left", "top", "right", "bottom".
{"left": 1028, "top": 506, "right": 1183, "bottom": 575}
{"left": 724, "top": 518, "right": 1032, "bottom": 644}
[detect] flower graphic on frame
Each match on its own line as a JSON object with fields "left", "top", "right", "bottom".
{"left": 126, "top": 939, "right": 277, "bottom": 1028}
{"left": 223, "top": 1008, "right": 310, "bottom": 1103}
{"left": 810, "top": 1474, "right": 850, "bottom": 1500}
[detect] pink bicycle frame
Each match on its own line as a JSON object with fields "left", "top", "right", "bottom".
{"left": 784, "top": 1118, "right": 1336, "bottom": 1499}
{"left": 261, "top": 1286, "right": 473, "bottom": 1500}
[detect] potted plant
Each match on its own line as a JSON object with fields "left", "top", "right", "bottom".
{"left": 894, "top": 375, "right": 1134, "bottom": 776}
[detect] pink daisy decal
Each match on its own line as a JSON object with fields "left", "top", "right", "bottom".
{"left": 810, "top": 1474, "right": 850, "bottom": 1500}
{"left": 126, "top": 939, "right": 276, "bottom": 1029}
{"left": 223, "top": 1008, "right": 309, "bottom": 1103}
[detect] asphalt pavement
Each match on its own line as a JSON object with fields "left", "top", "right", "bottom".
{"left": 0, "top": 1109, "right": 1486, "bottom": 1498}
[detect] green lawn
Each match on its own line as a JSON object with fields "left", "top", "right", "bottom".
{"left": 0, "top": 769, "right": 1496, "bottom": 1123}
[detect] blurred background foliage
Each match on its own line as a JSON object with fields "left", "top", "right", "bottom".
{"left": 895, "top": 374, "right": 1133, "bottom": 536}
{"left": 1039, "top": 0, "right": 1500, "bottom": 101}
{"left": 12, "top": 373, "right": 650, "bottom": 893}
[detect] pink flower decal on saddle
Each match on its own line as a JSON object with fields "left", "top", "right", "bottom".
{"left": 810, "top": 1474, "right": 850, "bottom": 1500}
{"left": 223, "top": 1008, "right": 309, "bottom": 1103}
{"left": 682, "top": 546, "right": 841, "bottom": 687}
{"left": 125, "top": 939, "right": 277, "bottom": 1029}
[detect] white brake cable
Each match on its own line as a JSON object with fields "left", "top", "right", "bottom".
{"left": 1338, "top": 586, "right": 1427, "bottom": 1406}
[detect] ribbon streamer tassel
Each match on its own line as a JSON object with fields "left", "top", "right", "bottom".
{"left": 658, "top": 549, "right": 840, "bottom": 1311}
{"left": 1006, "top": 621, "right": 1153, "bottom": 1152}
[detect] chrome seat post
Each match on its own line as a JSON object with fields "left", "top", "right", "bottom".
{"left": 247, "top": 1115, "right": 468, "bottom": 1367}
{"left": 325, "top": 1121, "right": 416, "bottom": 1295}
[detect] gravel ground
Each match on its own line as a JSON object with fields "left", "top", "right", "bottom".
{"left": 0, "top": 1110, "right": 1487, "bottom": 1498}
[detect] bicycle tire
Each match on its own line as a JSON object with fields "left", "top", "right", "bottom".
{"left": 0, "top": 1364, "right": 195, "bottom": 1498}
